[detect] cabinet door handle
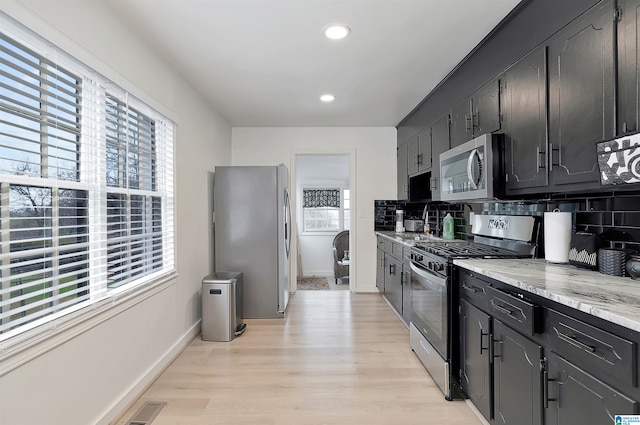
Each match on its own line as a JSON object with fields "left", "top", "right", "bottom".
{"left": 389, "top": 263, "right": 396, "bottom": 275}
{"left": 557, "top": 331, "right": 596, "bottom": 354}
{"left": 492, "top": 337, "right": 501, "bottom": 359}
{"left": 537, "top": 146, "right": 546, "bottom": 169}
{"left": 417, "top": 153, "right": 423, "bottom": 165}
{"left": 480, "top": 329, "right": 490, "bottom": 355}
{"left": 550, "top": 144, "right": 560, "bottom": 170}
{"left": 543, "top": 369, "right": 557, "bottom": 409}
{"left": 465, "top": 114, "right": 472, "bottom": 131}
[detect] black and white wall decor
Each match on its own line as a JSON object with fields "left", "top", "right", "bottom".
{"left": 302, "top": 189, "right": 340, "bottom": 208}
{"left": 597, "top": 133, "right": 640, "bottom": 186}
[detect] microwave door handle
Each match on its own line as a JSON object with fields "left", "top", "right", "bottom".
{"left": 467, "top": 148, "right": 479, "bottom": 190}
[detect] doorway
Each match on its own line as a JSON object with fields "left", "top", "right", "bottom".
{"left": 293, "top": 153, "right": 352, "bottom": 291}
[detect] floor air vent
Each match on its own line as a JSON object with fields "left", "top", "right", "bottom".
{"left": 126, "top": 401, "right": 166, "bottom": 425}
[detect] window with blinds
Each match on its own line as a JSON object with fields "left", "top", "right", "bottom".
{"left": 301, "top": 188, "right": 350, "bottom": 232}
{"left": 0, "top": 19, "right": 175, "bottom": 341}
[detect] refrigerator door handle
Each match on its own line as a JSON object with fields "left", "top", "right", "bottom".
{"left": 284, "top": 188, "right": 292, "bottom": 258}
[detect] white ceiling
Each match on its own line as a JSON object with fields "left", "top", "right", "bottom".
{"left": 106, "top": 0, "right": 522, "bottom": 127}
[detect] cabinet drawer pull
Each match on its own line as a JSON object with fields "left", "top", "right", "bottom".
{"left": 557, "top": 331, "right": 596, "bottom": 354}
{"left": 462, "top": 283, "right": 479, "bottom": 293}
{"left": 491, "top": 302, "right": 513, "bottom": 316}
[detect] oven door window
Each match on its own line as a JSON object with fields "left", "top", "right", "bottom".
{"left": 410, "top": 262, "right": 448, "bottom": 358}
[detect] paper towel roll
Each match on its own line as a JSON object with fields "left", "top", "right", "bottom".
{"left": 544, "top": 211, "right": 572, "bottom": 263}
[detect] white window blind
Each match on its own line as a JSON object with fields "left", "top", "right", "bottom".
{"left": 0, "top": 17, "right": 175, "bottom": 341}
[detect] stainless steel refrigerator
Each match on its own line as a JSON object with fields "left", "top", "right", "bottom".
{"left": 213, "top": 165, "right": 291, "bottom": 318}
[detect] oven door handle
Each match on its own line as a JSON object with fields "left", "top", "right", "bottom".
{"left": 409, "top": 262, "right": 446, "bottom": 289}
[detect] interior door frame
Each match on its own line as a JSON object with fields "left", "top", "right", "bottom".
{"left": 291, "top": 149, "right": 356, "bottom": 292}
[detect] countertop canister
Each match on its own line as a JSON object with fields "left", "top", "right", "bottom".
{"left": 544, "top": 210, "right": 572, "bottom": 263}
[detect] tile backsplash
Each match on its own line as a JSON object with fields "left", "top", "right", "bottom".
{"left": 376, "top": 191, "right": 640, "bottom": 254}
{"left": 374, "top": 200, "right": 467, "bottom": 238}
{"left": 479, "top": 192, "right": 640, "bottom": 255}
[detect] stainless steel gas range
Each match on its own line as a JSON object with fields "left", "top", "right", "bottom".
{"left": 409, "top": 214, "right": 540, "bottom": 400}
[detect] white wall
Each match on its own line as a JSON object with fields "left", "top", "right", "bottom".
{"left": 0, "top": 2, "right": 231, "bottom": 425}
{"left": 232, "top": 127, "right": 397, "bottom": 292}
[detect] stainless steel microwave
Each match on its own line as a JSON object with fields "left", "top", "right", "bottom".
{"left": 439, "top": 133, "right": 503, "bottom": 202}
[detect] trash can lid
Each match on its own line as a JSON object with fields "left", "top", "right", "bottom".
{"left": 202, "top": 271, "right": 242, "bottom": 284}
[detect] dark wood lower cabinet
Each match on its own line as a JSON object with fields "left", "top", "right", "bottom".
{"left": 460, "top": 299, "right": 543, "bottom": 425}
{"left": 458, "top": 268, "right": 640, "bottom": 425}
{"left": 460, "top": 299, "right": 492, "bottom": 420}
{"left": 493, "top": 319, "right": 543, "bottom": 425}
{"left": 385, "top": 254, "right": 403, "bottom": 315}
{"left": 376, "top": 247, "right": 385, "bottom": 292}
{"left": 545, "top": 352, "right": 639, "bottom": 425}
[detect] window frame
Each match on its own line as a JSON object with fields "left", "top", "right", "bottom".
{"left": 0, "top": 14, "right": 176, "bottom": 361}
{"left": 301, "top": 186, "right": 350, "bottom": 234}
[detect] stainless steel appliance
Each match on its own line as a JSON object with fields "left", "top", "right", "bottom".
{"left": 440, "top": 133, "right": 503, "bottom": 202}
{"left": 409, "top": 214, "right": 539, "bottom": 399}
{"left": 214, "top": 165, "right": 291, "bottom": 318}
{"left": 404, "top": 219, "right": 424, "bottom": 232}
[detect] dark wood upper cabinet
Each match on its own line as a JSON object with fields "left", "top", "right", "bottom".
{"left": 450, "top": 99, "right": 473, "bottom": 148}
{"left": 397, "top": 142, "right": 409, "bottom": 200}
{"left": 502, "top": 47, "right": 549, "bottom": 194}
{"left": 547, "top": 0, "right": 615, "bottom": 190}
{"left": 618, "top": 0, "right": 640, "bottom": 135}
{"left": 450, "top": 79, "right": 501, "bottom": 148}
{"left": 429, "top": 113, "right": 450, "bottom": 201}
{"left": 472, "top": 79, "right": 501, "bottom": 136}
{"left": 407, "top": 129, "right": 432, "bottom": 176}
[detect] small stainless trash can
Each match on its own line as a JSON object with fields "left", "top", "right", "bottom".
{"left": 201, "top": 272, "right": 245, "bottom": 341}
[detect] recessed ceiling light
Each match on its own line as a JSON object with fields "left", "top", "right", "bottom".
{"left": 320, "top": 94, "right": 335, "bottom": 102}
{"left": 324, "top": 24, "right": 350, "bottom": 40}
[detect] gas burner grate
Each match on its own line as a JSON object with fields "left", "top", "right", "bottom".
{"left": 414, "top": 242, "right": 524, "bottom": 259}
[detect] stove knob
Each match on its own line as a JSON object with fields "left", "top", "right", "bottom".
{"left": 436, "top": 263, "right": 444, "bottom": 271}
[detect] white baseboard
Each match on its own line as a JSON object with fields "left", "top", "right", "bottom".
{"left": 101, "top": 320, "right": 201, "bottom": 425}
{"left": 299, "top": 271, "right": 332, "bottom": 278}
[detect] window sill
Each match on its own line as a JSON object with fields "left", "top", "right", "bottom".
{"left": 0, "top": 271, "right": 178, "bottom": 377}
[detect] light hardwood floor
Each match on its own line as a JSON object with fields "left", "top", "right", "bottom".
{"left": 114, "top": 291, "right": 483, "bottom": 425}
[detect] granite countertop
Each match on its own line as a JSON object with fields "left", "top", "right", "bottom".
{"left": 375, "top": 230, "right": 446, "bottom": 247}
{"left": 454, "top": 258, "right": 640, "bottom": 333}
